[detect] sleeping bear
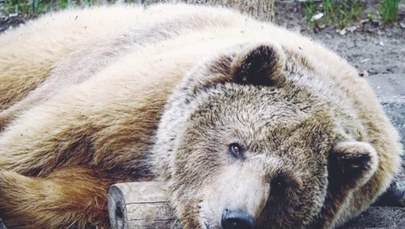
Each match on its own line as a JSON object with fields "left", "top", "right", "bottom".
{"left": 0, "top": 4, "right": 403, "bottom": 229}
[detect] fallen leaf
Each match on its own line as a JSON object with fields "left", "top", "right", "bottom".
{"left": 311, "top": 13, "right": 324, "bottom": 22}
{"left": 347, "top": 26, "right": 357, "bottom": 33}
{"left": 338, "top": 28, "right": 347, "bottom": 35}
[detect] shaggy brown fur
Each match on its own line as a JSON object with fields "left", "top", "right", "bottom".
{"left": 0, "top": 4, "right": 402, "bottom": 229}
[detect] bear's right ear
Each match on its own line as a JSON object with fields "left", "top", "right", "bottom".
{"left": 316, "top": 141, "right": 379, "bottom": 228}
{"left": 230, "top": 43, "right": 286, "bottom": 86}
{"left": 328, "top": 141, "right": 379, "bottom": 190}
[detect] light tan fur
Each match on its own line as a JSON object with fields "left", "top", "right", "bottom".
{"left": 0, "top": 4, "right": 402, "bottom": 229}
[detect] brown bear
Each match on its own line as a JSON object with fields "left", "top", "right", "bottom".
{"left": 0, "top": 3, "right": 403, "bottom": 229}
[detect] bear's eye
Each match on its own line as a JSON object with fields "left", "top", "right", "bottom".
{"left": 228, "top": 143, "right": 244, "bottom": 160}
{"left": 270, "top": 176, "right": 288, "bottom": 197}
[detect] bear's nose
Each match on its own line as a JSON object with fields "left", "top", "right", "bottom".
{"left": 221, "top": 208, "right": 254, "bottom": 229}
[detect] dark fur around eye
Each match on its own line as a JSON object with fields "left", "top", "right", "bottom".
{"left": 228, "top": 143, "right": 245, "bottom": 160}
{"left": 270, "top": 176, "right": 288, "bottom": 197}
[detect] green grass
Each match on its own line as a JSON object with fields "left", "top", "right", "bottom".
{"left": 2, "top": 0, "right": 402, "bottom": 26}
{"left": 304, "top": 0, "right": 365, "bottom": 29}
{"left": 3, "top": 0, "right": 69, "bottom": 15}
{"left": 328, "top": 0, "right": 363, "bottom": 28}
{"left": 2, "top": 0, "right": 144, "bottom": 15}
{"left": 304, "top": 0, "right": 402, "bottom": 27}
{"left": 380, "top": 0, "right": 400, "bottom": 24}
{"left": 5, "top": 0, "right": 53, "bottom": 15}
{"left": 303, "top": 0, "right": 317, "bottom": 24}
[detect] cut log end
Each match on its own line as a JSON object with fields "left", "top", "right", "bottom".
{"left": 0, "top": 218, "right": 7, "bottom": 229}
{"left": 108, "top": 182, "right": 175, "bottom": 229}
{"left": 108, "top": 185, "right": 128, "bottom": 229}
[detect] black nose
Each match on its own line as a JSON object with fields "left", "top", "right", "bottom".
{"left": 221, "top": 208, "right": 254, "bottom": 229}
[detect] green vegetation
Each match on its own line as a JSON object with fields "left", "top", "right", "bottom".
{"left": 1, "top": 0, "right": 143, "bottom": 15}
{"left": 303, "top": 0, "right": 317, "bottom": 24}
{"left": 325, "top": 0, "right": 363, "bottom": 27}
{"left": 303, "top": 0, "right": 401, "bottom": 28}
{"left": 380, "top": 0, "right": 400, "bottom": 23}
{"left": 304, "top": 0, "right": 364, "bottom": 28}
{"left": 4, "top": 0, "right": 58, "bottom": 15}
{"left": 1, "top": 0, "right": 402, "bottom": 26}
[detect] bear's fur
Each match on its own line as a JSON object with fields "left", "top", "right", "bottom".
{"left": 0, "top": 4, "right": 402, "bottom": 229}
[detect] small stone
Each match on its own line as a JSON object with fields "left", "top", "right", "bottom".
{"left": 358, "top": 70, "right": 369, "bottom": 78}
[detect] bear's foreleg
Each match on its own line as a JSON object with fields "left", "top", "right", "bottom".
{"left": 0, "top": 166, "right": 112, "bottom": 229}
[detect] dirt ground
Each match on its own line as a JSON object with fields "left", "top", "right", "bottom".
{"left": 0, "top": 1, "right": 404, "bottom": 228}
{"left": 275, "top": 0, "right": 405, "bottom": 76}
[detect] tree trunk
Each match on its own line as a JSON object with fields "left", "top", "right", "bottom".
{"left": 146, "top": 0, "right": 275, "bottom": 22}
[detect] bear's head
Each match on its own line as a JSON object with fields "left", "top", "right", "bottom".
{"left": 152, "top": 43, "right": 378, "bottom": 229}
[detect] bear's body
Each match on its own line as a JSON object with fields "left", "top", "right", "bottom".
{"left": 0, "top": 4, "right": 402, "bottom": 229}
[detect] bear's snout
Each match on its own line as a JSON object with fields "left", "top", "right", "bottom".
{"left": 221, "top": 208, "right": 254, "bottom": 229}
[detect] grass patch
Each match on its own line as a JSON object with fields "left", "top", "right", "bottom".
{"left": 304, "top": 0, "right": 402, "bottom": 27}
{"left": 1, "top": 0, "right": 143, "bottom": 15}
{"left": 327, "top": 0, "right": 364, "bottom": 28}
{"left": 380, "top": 0, "right": 400, "bottom": 24}
{"left": 4, "top": 0, "right": 60, "bottom": 15}
{"left": 304, "top": 0, "right": 365, "bottom": 29}
{"left": 303, "top": 0, "right": 318, "bottom": 24}
{"left": 2, "top": 0, "right": 402, "bottom": 26}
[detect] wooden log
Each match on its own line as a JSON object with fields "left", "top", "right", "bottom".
{"left": 0, "top": 218, "right": 7, "bottom": 229}
{"left": 108, "top": 182, "right": 176, "bottom": 229}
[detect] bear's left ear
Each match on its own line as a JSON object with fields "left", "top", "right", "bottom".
{"left": 328, "top": 141, "right": 378, "bottom": 190}
{"left": 230, "top": 43, "right": 286, "bottom": 86}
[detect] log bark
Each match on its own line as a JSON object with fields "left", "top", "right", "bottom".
{"left": 108, "top": 182, "right": 176, "bottom": 229}
{"left": 146, "top": 0, "right": 275, "bottom": 22}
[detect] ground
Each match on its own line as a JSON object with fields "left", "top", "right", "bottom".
{"left": 275, "top": 0, "right": 405, "bottom": 76}
{"left": 0, "top": 1, "right": 404, "bottom": 228}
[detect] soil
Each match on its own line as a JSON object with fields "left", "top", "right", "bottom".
{"left": 0, "top": 1, "right": 404, "bottom": 228}
{"left": 274, "top": 0, "right": 405, "bottom": 76}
